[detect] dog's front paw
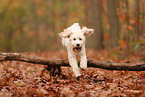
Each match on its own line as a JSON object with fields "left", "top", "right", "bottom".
{"left": 75, "top": 73, "right": 81, "bottom": 78}
{"left": 72, "top": 67, "right": 81, "bottom": 78}
{"left": 74, "top": 70, "right": 81, "bottom": 78}
{"left": 80, "top": 62, "right": 87, "bottom": 71}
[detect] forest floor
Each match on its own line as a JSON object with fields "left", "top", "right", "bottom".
{"left": 0, "top": 49, "right": 145, "bottom": 97}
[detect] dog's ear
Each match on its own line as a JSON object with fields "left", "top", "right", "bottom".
{"left": 59, "top": 29, "right": 72, "bottom": 38}
{"left": 82, "top": 27, "right": 94, "bottom": 38}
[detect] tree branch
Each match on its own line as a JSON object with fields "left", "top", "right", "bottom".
{"left": 0, "top": 52, "right": 145, "bottom": 71}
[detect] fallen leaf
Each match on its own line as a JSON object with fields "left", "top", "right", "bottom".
{"left": 13, "top": 80, "right": 26, "bottom": 87}
{"left": 126, "top": 90, "right": 142, "bottom": 94}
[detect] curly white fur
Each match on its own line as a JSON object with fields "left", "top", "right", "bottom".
{"left": 59, "top": 23, "right": 94, "bottom": 77}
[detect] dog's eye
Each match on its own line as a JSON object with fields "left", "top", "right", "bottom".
{"left": 73, "top": 38, "right": 76, "bottom": 40}
{"left": 79, "top": 38, "right": 82, "bottom": 40}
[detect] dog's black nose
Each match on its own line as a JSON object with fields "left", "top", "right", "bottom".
{"left": 76, "top": 44, "right": 80, "bottom": 47}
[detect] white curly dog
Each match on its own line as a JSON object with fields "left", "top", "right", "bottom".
{"left": 59, "top": 23, "right": 94, "bottom": 77}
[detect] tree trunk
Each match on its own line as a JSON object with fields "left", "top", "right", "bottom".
{"left": 50, "top": 0, "right": 61, "bottom": 50}
{"left": 141, "top": 0, "right": 145, "bottom": 35}
{"left": 31, "top": 1, "right": 40, "bottom": 51}
{"left": 125, "top": 0, "right": 130, "bottom": 51}
{"left": 107, "top": 0, "right": 120, "bottom": 48}
{"left": 84, "top": 0, "right": 103, "bottom": 49}
{"left": 0, "top": 52, "right": 145, "bottom": 71}
{"left": 44, "top": 0, "right": 59, "bottom": 50}
{"left": 0, "top": 0, "right": 12, "bottom": 19}
{"left": 60, "top": 0, "right": 68, "bottom": 29}
{"left": 5, "top": 29, "right": 13, "bottom": 52}
{"left": 134, "top": 0, "right": 140, "bottom": 39}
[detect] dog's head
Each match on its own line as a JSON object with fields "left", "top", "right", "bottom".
{"left": 59, "top": 23, "right": 94, "bottom": 52}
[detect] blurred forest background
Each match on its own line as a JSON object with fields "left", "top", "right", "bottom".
{"left": 0, "top": 0, "right": 144, "bottom": 52}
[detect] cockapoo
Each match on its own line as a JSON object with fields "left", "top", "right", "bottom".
{"left": 59, "top": 23, "right": 94, "bottom": 77}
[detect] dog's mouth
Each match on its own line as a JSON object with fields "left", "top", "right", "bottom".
{"left": 73, "top": 47, "right": 81, "bottom": 52}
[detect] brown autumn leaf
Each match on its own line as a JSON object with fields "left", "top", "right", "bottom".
{"left": 99, "top": 90, "right": 111, "bottom": 97}
{"left": 0, "top": 50, "right": 145, "bottom": 96}
{"left": 0, "top": 87, "right": 13, "bottom": 97}
{"left": 122, "top": 76, "right": 134, "bottom": 86}
{"left": 13, "top": 80, "right": 26, "bottom": 87}
{"left": 126, "top": 90, "right": 142, "bottom": 94}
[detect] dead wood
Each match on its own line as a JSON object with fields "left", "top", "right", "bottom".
{"left": 0, "top": 52, "right": 145, "bottom": 71}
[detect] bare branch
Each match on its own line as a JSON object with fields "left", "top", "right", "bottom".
{"left": 0, "top": 52, "right": 145, "bottom": 71}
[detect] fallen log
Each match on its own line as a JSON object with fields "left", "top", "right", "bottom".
{"left": 0, "top": 52, "right": 145, "bottom": 71}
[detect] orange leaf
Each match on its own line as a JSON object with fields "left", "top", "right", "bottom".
{"left": 128, "top": 25, "right": 134, "bottom": 31}
{"left": 119, "top": 40, "right": 127, "bottom": 48}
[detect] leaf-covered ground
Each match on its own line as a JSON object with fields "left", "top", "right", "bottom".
{"left": 0, "top": 49, "right": 145, "bottom": 97}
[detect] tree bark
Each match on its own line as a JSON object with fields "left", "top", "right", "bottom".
{"left": 0, "top": 52, "right": 145, "bottom": 71}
